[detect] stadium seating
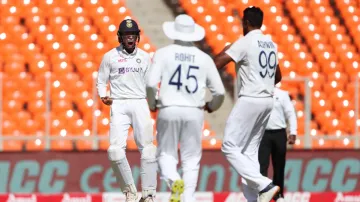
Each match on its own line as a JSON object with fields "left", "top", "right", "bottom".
{"left": 177, "top": 0, "right": 360, "bottom": 149}
{"left": 0, "top": 0, "right": 216, "bottom": 151}
{"left": 1, "top": 0, "right": 359, "bottom": 150}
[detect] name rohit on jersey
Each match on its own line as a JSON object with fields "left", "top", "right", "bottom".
{"left": 175, "top": 53, "right": 195, "bottom": 63}
{"left": 118, "top": 67, "right": 143, "bottom": 74}
{"left": 258, "top": 40, "right": 275, "bottom": 49}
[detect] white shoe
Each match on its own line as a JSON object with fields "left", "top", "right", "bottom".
{"left": 276, "top": 198, "right": 285, "bottom": 202}
{"left": 258, "top": 185, "right": 280, "bottom": 202}
{"left": 125, "top": 192, "right": 138, "bottom": 202}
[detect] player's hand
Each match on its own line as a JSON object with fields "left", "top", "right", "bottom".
{"left": 101, "top": 96, "right": 113, "bottom": 106}
{"left": 204, "top": 102, "right": 213, "bottom": 113}
{"left": 149, "top": 100, "right": 157, "bottom": 112}
{"left": 288, "top": 135, "right": 296, "bottom": 145}
{"left": 150, "top": 107, "right": 157, "bottom": 112}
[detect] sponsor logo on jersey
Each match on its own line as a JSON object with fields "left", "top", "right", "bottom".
{"left": 118, "top": 59, "right": 127, "bottom": 62}
{"left": 119, "top": 67, "right": 125, "bottom": 74}
{"left": 118, "top": 67, "right": 143, "bottom": 74}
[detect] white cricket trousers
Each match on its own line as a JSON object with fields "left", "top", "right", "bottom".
{"left": 108, "top": 99, "right": 157, "bottom": 196}
{"left": 109, "top": 99, "right": 153, "bottom": 149}
{"left": 156, "top": 106, "right": 204, "bottom": 202}
{"left": 221, "top": 96, "right": 274, "bottom": 196}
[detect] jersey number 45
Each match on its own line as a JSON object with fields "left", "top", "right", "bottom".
{"left": 168, "top": 64, "right": 199, "bottom": 94}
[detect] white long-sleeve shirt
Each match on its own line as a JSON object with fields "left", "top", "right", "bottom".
{"left": 225, "top": 29, "right": 279, "bottom": 98}
{"left": 266, "top": 88, "right": 298, "bottom": 135}
{"left": 96, "top": 45, "right": 150, "bottom": 99}
{"left": 146, "top": 42, "right": 225, "bottom": 110}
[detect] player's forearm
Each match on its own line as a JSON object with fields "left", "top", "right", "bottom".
{"left": 96, "top": 78, "right": 108, "bottom": 98}
{"left": 146, "top": 86, "right": 157, "bottom": 110}
{"left": 97, "top": 64, "right": 110, "bottom": 98}
{"left": 207, "top": 94, "right": 225, "bottom": 112}
{"left": 97, "top": 85, "right": 107, "bottom": 98}
{"left": 214, "top": 55, "right": 231, "bottom": 70}
{"left": 289, "top": 124, "right": 297, "bottom": 135}
{"left": 214, "top": 44, "right": 233, "bottom": 70}
{"left": 287, "top": 112, "right": 297, "bottom": 135}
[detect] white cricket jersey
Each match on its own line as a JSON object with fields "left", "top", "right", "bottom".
{"left": 146, "top": 43, "right": 225, "bottom": 108}
{"left": 96, "top": 45, "right": 150, "bottom": 99}
{"left": 226, "top": 29, "right": 279, "bottom": 98}
{"left": 266, "top": 88, "right": 297, "bottom": 135}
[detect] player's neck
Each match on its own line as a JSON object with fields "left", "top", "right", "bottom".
{"left": 174, "top": 40, "right": 194, "bottom": 47}
{"left": 124, "top": 47, "right": 135, "bottom": 54}
{"left": 245, "top": 27, "right": 261, "bottom": 35}
{"left": 120, "top": 44, "right": 137, "bottom": 55}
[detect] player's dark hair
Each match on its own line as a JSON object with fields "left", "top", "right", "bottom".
{"left": 243, "top": 6, "right": 263, "bottom": 28}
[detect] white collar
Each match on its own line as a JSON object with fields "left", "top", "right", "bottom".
{"left": 247, "top": 29, "right": 262, "bottom": 35}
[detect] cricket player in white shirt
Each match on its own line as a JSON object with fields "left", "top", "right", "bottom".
{"left": 96, "top": 19, "right": 157, "bottom": 202}
{"left": 146, "top": 14, "right": 225, "bottom": 202}
{"left": 259, "top": 87, "right": 297, "bottom": 202}
{"left": 214, "top": 7, "right": 282, "bottom": 202}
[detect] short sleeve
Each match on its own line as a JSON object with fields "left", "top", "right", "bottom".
{"left": 206, "top": 58, "right": 225, "bottom": 96}
{"left": 146, "top": 51, "right": 163, "bottom": 88}
{"left": 225, "top": 37, "right": 247, "bottom": 63}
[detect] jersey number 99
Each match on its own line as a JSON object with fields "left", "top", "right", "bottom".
{"left": 259, "top": 50, "right": 276, "bottom": 78}
{"left": 169, "top": 64, "right": 199, "bottom": 93}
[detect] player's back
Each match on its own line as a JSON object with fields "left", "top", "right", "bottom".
{"left": 229, "top": 30, "right": 278, "bottom": 97}
{"left": 156, "top": 43, "right": 213, "bottom": 108}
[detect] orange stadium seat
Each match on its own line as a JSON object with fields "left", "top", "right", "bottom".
{"left": 127, "top": 140, "right": 138, "bottom": 150}
{"left": 312, "top": 138, "right": 334, "bottom": 149}
{"left": 2, "top": 140, "right": 23, "bottom": 151}
{"left": 76, "top": 139, "right": 96, "bottom": 151}
{"left": 25, "top": 136, "right": 46, "bottom": 151}
{"left": 202, "top": 138, "right": 222, "bottom": 150}
{"left": 69, "top": 119, "right": 90, "bottom": 135}
{"left": 99, "top": 139, "right": 110, "bottom": 150}
{"left": 51, "top": 139, "right": 73, "bottom": 151}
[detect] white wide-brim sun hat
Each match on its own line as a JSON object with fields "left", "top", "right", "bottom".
{"left": 163, "top": 14, "right": 205, "bottom": 42}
